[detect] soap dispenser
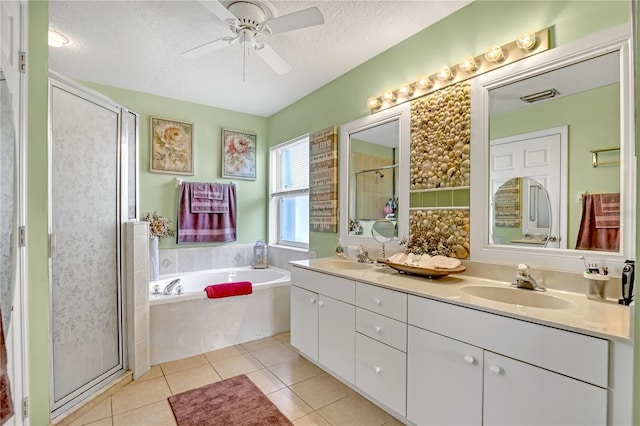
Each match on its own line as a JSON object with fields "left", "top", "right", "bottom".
{"left": 335, "top": 239, "right": 345, "bottom": 258}
{"left": 252, "top": 240, "right": 268, "bottom": 269}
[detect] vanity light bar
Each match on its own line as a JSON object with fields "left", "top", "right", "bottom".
{"left": 367, "top": 28, "right": 550, "bottom": 113}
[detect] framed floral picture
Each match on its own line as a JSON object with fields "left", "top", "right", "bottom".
{"left": 150, "top": 116, "right": 194, "bottom": 175}
{"left": 221, "top": 128, "right": 257, "bottom": 180}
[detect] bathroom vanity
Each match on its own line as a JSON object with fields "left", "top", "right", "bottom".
{"left": 289, "top": 259, "right": 633, "bottom": 425}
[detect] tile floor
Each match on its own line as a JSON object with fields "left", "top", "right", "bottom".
{"left": 68, "top": 332, "right": 406, "bottom": 426}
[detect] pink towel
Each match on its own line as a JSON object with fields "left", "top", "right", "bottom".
{"left": 191, "top": 183, "right": 228, "bottom": 213}
{"left": 576, "top": 193, "right": 619, "bottom": 251}
{"left": 205, "top": 282, "right": 253, "bottom": 299}
{"left": 178, "top": 182, "right": 237, "bottom": 244}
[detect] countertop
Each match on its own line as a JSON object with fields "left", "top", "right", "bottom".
{"left": 290, "top": 258, "right": 634, "bottom": 342}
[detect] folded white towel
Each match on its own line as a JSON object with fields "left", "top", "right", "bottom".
{"left": 423, "top": 255, "right": 461, "bottom": 269}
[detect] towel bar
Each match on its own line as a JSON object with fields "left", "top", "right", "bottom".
{"left": 175, "top": 178, "right": 235, "bottom": 188}
{"left": 590, "top": 147, "right": 620, "bottom": 167}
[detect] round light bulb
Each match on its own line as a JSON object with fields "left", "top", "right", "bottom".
{"left": 48, "top": 29, "right": 70, "bottom": 47}
{"left": 366, "top": 96, "right": 381, "bottom": 109}
{"left": 399, "top": 83, "right": 414, "bottom": 97}
{"left": 459, "top": 56, "right": 478, "bottom": 73}
{"left": 484, "top": 45, "right": 504, "bottom": 62}
{"left": 416, "top": 75, "right": 432, "bottom": 89}
{"left": 436, "top": 66, "right": 454, "bottom": 82}
{"left": 516, "top": 31, "right": 536, "bottom": 50}
{"left": 382, "top": 90, "right": 397, "bottom": 102}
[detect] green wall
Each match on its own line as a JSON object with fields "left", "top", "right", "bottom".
{"left": 81, "top": 83, "right": 269, "bottom": 249}
{"left": 267, "top": 0, "right": 631, "bottom": 257}
{"left": 490, "top": 84, "right": 620, "bottom": 248}
{"left": 26, "top": 0, "right": 635, "bottom": 423}
{"left": 27, "top": 1, "right": 51, "bottom": 423}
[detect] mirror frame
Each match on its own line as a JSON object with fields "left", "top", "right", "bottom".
{"left": 340, "top": 102, "right": 410, "bottom": 252}
{"left": 470, "top": 24, "right": 635, "bottom": 275}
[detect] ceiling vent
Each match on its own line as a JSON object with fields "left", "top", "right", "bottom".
{"left": 520, "top": 88, "right": 560, "bottom": 103}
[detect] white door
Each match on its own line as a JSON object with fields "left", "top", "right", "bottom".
{"left": 318, "top": 295, "right": 355, "bottom": 383}
{"left": 290, "top": 286, "right": 318, "bottom": 361}
{"left": 0, "top": 1, "right": 25, "bottom": 424}
{"left": 490, "top": 126, "right": 567, "bottom": 248}
{"left": 407, "top": 326, "right": 483, "bottom": 426}
{"left": 483, "top": 352, "right": 607, "bottom": 425}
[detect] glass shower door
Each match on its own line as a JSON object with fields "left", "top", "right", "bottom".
{"left": 49, "top": 82, "right": 124, "bottom": 415}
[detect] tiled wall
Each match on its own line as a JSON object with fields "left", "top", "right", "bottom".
{"left": 125, "top": 221, "right": 151, "bottom": 380}
{"left": 157, "top": 243, "right": 317, "bottom": 275}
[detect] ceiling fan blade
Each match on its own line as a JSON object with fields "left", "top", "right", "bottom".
{"left": 256, "top": 45, "right": 292, "bottom": 75}
{"left": 182, "top": 37, "right": 232, "bottom": 58}
{"left": 263, "top": 6, "right": 324, "bottom": 35}
{"left": 197, "top": 0, "right": 236, "bottom": 23}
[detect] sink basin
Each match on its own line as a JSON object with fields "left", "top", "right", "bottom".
{"left": 316, "top": 259, "right": 375, "bottom": 270}
{"left": 460, "top": 285, "right": 576, "bottom": 310}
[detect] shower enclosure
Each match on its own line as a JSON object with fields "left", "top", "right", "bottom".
{"left": 48, "top": 74, "right": 138, "bottom": 417}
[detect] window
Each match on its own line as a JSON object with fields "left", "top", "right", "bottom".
{"left": 270, "top": 135, "right": 309, "bottom": 248}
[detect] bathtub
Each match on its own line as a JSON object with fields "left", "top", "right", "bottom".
{"left": 149, "top": 266, "right": 291, "bottom": 365}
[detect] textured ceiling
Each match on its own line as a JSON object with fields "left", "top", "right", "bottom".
{"left": 48, "top": 0, "right": 471, "bottom": 117}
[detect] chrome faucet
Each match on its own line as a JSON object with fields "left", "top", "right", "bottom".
{"left": 356, "top": 245, "right": 374, "bottom": 263}
{"left": 163, "top": 278, "right": 181, "bottom": 295}
{"left": 512, "top": 264, "right": 546, "bottom": 292}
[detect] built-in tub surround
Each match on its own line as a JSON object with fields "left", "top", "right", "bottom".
{"left": 149, "top": 266, "right": 291, "bottom": 365}
{"left": 156, "top": 243, "right": 316, "bottom": 275}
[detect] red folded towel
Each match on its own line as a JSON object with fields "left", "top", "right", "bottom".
{"left": 204, "top": 282, "right": 253, "bottom": 299}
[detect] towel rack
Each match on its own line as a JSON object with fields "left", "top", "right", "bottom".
{"left": 590, "top": 147, "right": 620, "bottom": 167}
{"left": 175, "top": 178, "right": 235, "bottom": 188}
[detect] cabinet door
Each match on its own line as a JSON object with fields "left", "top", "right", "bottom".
{"left": 407, "top": 326, "right": 483, "bottom": 426}
{"left": 319, "top": 295, "right": 355, "bottom": 383}
{"left": 290, "top": 286, "right": 319, "bottom": 361}
{"left": 355, "top": 333, "right": 406, "bottom": 416}
{"left": 484, "top": 352, "right": 607, "bottom": 426}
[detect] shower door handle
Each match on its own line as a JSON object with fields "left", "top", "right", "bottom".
{"left": 49, "top": 233, "right": 56, "bottom": 258}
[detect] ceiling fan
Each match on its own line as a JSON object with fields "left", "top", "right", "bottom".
{"left": 182, "top": 0, "right": 324, "bottom": 75}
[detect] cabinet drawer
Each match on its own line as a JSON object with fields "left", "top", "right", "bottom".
{"left": 292, "top": 266, "right": 355, "bottom": 304}
{"left": 355, "top": 333, "right": 406, "bottom": 416}
{"left": 408, "top": 295, "right": 609, "bottom": 387}
{"left": 356, "top": 282, "right": 407, "bottom": 321}
{"left": 356, "top": 308, "right": 407, "bottom": 351}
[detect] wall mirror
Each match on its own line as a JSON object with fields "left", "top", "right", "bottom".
{"left": 340, "top": 103, "right": 410, "bottom": 251}
{"left": 491, "top": 177, "right": 553, "bottom": 247}
{"left": 470, "top": 24, "right": 635, "bottom": 274}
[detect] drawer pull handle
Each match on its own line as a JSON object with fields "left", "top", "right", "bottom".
{"left": 309, "top": 298, "right": 316, "bottom": 304}
{"left": 373, "top": 297, "right": 382, "bottom": 305}
{"left": 318, "top": 300, "right": 325, "bottom": 307}
{"left": 463, "top": 355, "right": 476, "bottom": 365}
{"left": 374, "top": 366, "right": 381, "bottom": 374}
{"left": 374, "top": 326, "right": 382, "bottom": 333}
{"left": 489, "top": 364, "right": 502, "bottom": 375}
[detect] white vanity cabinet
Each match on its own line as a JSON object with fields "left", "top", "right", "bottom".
{"left": 354, "top": 283, "right": 408, "bottom": 416}
{"left": 290, "top": 285, "right": 319, "bottom": 361}
{"left": 407, "top": 326, "right": 483, "bottom": 425}
{"left": 290, "top": 267, "right": 356, "bottom": 383}
{"left": 407, "top": 295, "right": 608, "bottom": 426}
